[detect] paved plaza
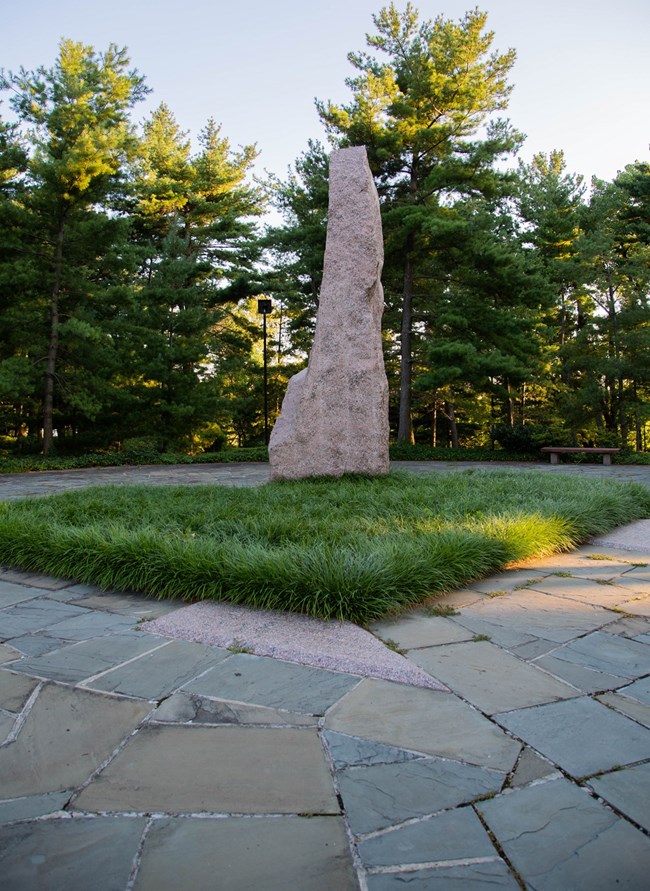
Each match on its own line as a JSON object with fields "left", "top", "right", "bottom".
{"left": 0, "top": 461, "right": 649, "bottom": 888}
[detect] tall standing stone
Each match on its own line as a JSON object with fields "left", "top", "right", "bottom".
{"left": 269, "top": 146, "right": 389, "bottom": 480}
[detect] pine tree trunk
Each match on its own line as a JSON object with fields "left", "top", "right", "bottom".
{"left": 446, "top": 401, "right": 459, "bottom": 448}
{"left": 608, "top": 281, "right": 627, "bottom": 445}
{"left": 506, "top": 380, "right": 515, "bottom": 426}
{"left": 42, "top": 216, "right": 65, "bottom": 457}
{"left": 431, "top": 394, "right": 437, "bottom": 447}
{"left": 397, "top": 245, "right": 415, "bottom": 444}
{"left": 633, "top": 381, "right": 642, "bottom": 452}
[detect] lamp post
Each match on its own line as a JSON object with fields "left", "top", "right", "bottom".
{"left": 257, "top": 298, "right": 272, "bottom": 444}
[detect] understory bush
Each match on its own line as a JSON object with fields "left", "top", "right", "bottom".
{"left": 1, "top": 443, "right": 648, "bottom": 474}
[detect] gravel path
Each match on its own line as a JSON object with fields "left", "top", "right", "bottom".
{"left": 146, "top": 601, "right": 447, "bottom": 690}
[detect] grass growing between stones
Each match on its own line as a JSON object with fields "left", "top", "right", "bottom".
{"left": 0, "top": 470, "right": 648, "bottom": 624}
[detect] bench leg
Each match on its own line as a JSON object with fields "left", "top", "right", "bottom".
{"left": 549, "top": 453, "right": 559, "bottom": 464}
{"left": 603, "top": 454, "right": 612, "bottom": 465}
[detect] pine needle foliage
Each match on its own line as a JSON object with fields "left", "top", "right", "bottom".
{"left": 0, "top": 471, "right": 647, "bottom": 623}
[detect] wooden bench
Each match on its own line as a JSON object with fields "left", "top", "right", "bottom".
{"left": 541, "top": 446, "right": 621, "bottom": 465}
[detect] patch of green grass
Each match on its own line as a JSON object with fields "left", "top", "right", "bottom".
{"left": 227, "top": 639, "right": 254, "bottom": 654}
{"left": 487, "top": 589, "right": 508, "bottom": 598}
{"left": 422, "top": 603, "right": 461, "bottom": 617}
{"left": 0, "top": 470, "right": 648, "bottom": 624}
{"left": 472, "top": 634, "right": 493, "bottom": 642}
{"left": 378, "top": 637, "right": 408, "bottom": 656}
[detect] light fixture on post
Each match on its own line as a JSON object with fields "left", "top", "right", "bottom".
{"left": 257, "top": 298, "right": 272, "bottom": 445}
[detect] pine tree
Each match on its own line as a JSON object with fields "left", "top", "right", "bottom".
{"left": 263, "top": 140, "right": 329, "bottom": 355}
{"left": 128, "top": 105, "right": 265, "bottom": 449}
{"left": 0, "top": 114, "right": 38, "bottom": 447}
{"left": 2, "top": 40, "right": 148, "bottom": 454}
{"left": 317, "top": 3, "right": 518, "bottom": 442}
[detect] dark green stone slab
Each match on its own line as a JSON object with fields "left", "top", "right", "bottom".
{"left": 0, "top": 816, "right": 146, "bottom": 889}
{"left": 89, "top": 639, "right": 227, "bottom": 699}
{"left": 339, "top": 756, "right": 504, "bottom": 835}
{"left": 478, "top": 777, "right": 650, "bottom": 890}
{"left": 9, "top": 632, "right": 167, "bottom": 683}
{"left": 494, "top": 696, "right": 650, "bottom": 777}
{"left": 366, "top": 860, "right": 519, "bottom": 889}
{"left": 184, "top": 652, "right": 360, "bottom": 715}
{"left": 358, "top": 808, "right": 495, "bottom": 868}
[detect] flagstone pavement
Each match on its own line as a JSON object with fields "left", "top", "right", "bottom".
{"left": 0, "top": 461, "right": 649, "bottom": 889}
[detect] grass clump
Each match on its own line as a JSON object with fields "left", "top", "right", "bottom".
{"left": 0, "top": 470, "right": 648, "bottom": 625}
{"left": 422, "top": 604, "right": 461, "bottom": 617}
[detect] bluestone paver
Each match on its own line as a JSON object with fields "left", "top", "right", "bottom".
{"left": 0, "top": 711, "right": 15, "bottom": 743}
{"left": 532, "top": 652, "right": 628, "bottom": 693}
{"left": 529, "top": 574, "right": 643, "bottom": 607}
{"left": 467, "top": 568, "right": 549, "bottom": 592}
{"left": 370, "top": 613, "right": 474, "bottom": 649}
{"left": 87, "top": 639, "right": 227, "bottom": 699}
{"left": 596, "top": 690, "right": 650, "bottom": 727}
{"left": 0, "top": 570, "right": 71, "bottom": 590}
{"left": 477, "top": 777, "right": 650, "bottom": 890}
{"left": 494, "top": 696, "right": 650, "bottom": 777}
{"left": 0, "top": 684, "right": 150, "bottom": 798}
{"left": 74, "top": 724, "right": 340, "bottom": 814}
{"left": 0, "top": 642, "right": 20, "bottom": 663}
{"left": 620, "top": 595, "right": 650, "bottom": 617}
{"left": 135, "top": 815, "right": 358, "bottom": 891}
{"left": 0, "top": 816, "right": 146, "bottom": 890}
{"left": 0, "top": 598, "right": 89, "bottom": 638}
{"left": 452, "top": 587, "right": 613, "bottom": 645}
{"left": 9, "top": 632, "right": 167, "bottom": 683}
{"left": 323, "top": 730, "right": 424, "bottom": 770}
{"left": 0, "top": 668, "right": 37, "bottom": 712}
{"left": 410, "top": 640, "right": 577, "bottom": 714}
{"left": 366, "top": 861, "right": 520, "bottom": 890}
{"left": 357, "top": 807, "right": 497, "bottom": 868}
{"left": 508, "top": 746, "right": 558, "bottom": 787}
{"left": 0, "top": 791, "right": 71, "bottom": 825}
{"left": 588, "top": 761, "right": 650, "bottom": 832}
{"left": 554, "top": 560, "right": 632, "bottom": 580}
{"left": 508, "top": 637, "right": 560, "bottom": 660}
{"left": 0, "top": 581, "right": 45, "bottom": 607}
{"left": 71, "top": 590, "right": 179, "bottom": 618}
{"left": 538, "top": 630, "right": 649, "bottom": 679}
{"left": 324, "top": 678, "right": 521, "bottom": 771}
{"left": 617, "top": 675, "right": 650, "bottom": 705}
{"left": 150, "top": 690, "right": 319, "bottom": 726}
{"left": 5, "top": 633, "right": 73, "bottom": 657}
{"left": 337, "top": 756, "right": 504, "bottom": 835}
{"left": 605, "top": 614, "right": 650, "bottom": 639}
{"left": 184, "top": 652, "right": 360, "bottom": 715}
{"left": 37, "top": 609, "right": 137, "bottom": 640}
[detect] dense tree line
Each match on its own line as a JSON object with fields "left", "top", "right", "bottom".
{"left": 268, "top": 4, "right": 650, "bottom": 453}
{"left": 1, "top": 6, "right": 648, "bottom": 458}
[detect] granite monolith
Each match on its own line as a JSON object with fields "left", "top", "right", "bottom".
{"left": 269, "top": 146, "right": 389, "bottom": 480}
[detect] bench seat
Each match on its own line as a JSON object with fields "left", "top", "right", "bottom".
{"left": 540, "top": 447, "right": 621, "bottom": 466}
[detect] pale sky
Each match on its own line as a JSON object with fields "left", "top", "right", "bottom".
{"left": 2, "top": 0, "right": 648, "bottom": 194}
